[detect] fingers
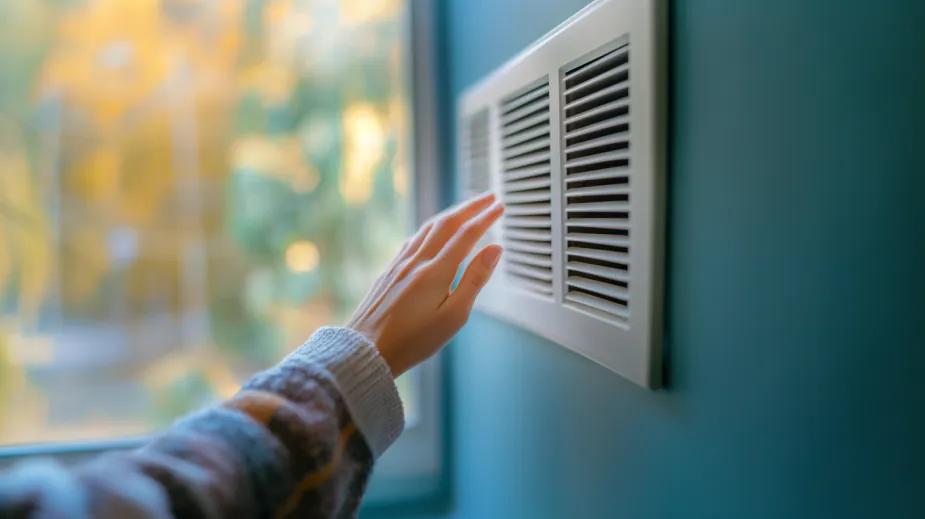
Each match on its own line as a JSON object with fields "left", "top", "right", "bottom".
{"left": 416, "top": 192, "right": 496, "bottom": 260}
{"left": 382, "top": 220, "right": 433, "bottom": 284}
{"left": 355, "top": 220, "right": 435, "bottom": 320}
{"left": 441, "top": 244, "right": 503, "bottom": 316}
{"left": 401, "top": 220, "right": 433, "bottom": 262}
{"left": 434, "top": 201, "right": 503, "bottom": 269}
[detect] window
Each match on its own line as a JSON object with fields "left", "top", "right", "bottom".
{"left": 0, "top": 0, "right": 442, "bottom": 501}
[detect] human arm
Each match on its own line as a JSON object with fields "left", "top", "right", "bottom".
{"left": 0, "top": 193, "right": 504, "bottom": 518}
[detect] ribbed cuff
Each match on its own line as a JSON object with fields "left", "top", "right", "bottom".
{"left": 299, "top": 327, "right": 404, "bottom": 457}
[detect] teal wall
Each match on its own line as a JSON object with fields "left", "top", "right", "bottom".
{"left": 439, "top": 1, "right": 925, "bottom": 517}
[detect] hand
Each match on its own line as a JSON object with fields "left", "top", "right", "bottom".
{"left": 347, "top": 192, "right": 504, "bottom": 376}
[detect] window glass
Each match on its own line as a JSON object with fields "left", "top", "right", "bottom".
{"left": 0, "top": 0, "right": 417, "bottom": 446}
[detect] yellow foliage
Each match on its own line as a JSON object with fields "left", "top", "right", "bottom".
{"left": 31, "top": 0, "right": 249, "bottom": 313}
{"left": 0, "top": 122, "right": 52, "bottom": 321}
{"left": 124, "top": 252, "right": 182, "bottom": 320}
{"left": 232, "top": 135, "right": 317, "bottom": 191}
{"left": 69, "top": 147, "right": 122, "bottom": 203}
{"left": 13, "top": 222, "right": 52, "bottom": 320}
{"left": 341, "top": 103, "right": 386, "bottom": 205}
{"left": 41, "top": 0, "right": 171, "bottom": 133}
{"left": 339, "top": 0, "right": 401, "bottom": 25}
{"left": 0, "top": 0, "right": 413, "bottom": 444}
{"left": 0, "top": 325, "right": 28, "bottom": 433}
{"left": 0, "top": 223, "right": 9, "bottom": 299}
{"left": 115, "top": 113, "right": 176, "bottom": 227}
{"left": 141, "top": 347, "right": 241, "bottom": 400}
{"left": 61, "top": 226, "right": 109, "bottom": 305}
{"left": 264, "top": 0, "right": 314, "bottom": 65}
{"left": 240, "top": 61, "right": 298, "bottom": 105}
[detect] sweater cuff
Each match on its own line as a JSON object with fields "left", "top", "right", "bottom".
{"left": 299, "top": 327, "right": 404, "bottom": 457}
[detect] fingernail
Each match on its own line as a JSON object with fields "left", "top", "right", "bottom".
{"left": 483, "top": 247, "right": 502, "bottom": 267}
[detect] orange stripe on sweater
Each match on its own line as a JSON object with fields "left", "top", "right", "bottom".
{"left": 275, "top": 422, "right": 358, "bottom": 518}
{"left": 225, "top": 390, "right": 287, "bottom": 424}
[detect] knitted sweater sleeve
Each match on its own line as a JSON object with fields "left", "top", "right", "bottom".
{"left": 0, "top": 327, "right": 404, "bottom": 519}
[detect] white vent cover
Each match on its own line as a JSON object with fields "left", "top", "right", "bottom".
{"left": 457, "top": 0, "right": 666, "bottom": 388}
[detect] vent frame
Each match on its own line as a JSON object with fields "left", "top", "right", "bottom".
{"left": 457, "top": 0, "right": 666, "bottom": 388}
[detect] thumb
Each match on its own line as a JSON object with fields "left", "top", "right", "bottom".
{"left": 444, "top": 244, "right": 502, "bottom": 314}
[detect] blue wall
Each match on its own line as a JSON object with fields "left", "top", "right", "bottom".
{"left": 439, "top": 1, "right": 925, "bottom": 517}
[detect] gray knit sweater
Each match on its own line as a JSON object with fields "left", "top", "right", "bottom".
{"left": 0, "top": 327, "right": 404, "bottom": 518}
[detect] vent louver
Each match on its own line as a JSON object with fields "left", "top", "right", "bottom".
{"left": 561, "top": 44, "right": 631, "bottom": 323}
{"left": 499, "top": 78, "right": 554, "bottom": 297}
{"left": 457, "top": 0, "right": 666, "bottom": 388}
{"left": 461, "top": 109, "right": 491, "bottom": 196}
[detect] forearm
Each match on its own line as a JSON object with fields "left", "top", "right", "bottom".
{"left": 0, "top": 327, "right": 404, "bottom": 518}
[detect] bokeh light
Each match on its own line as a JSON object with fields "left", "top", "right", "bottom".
{"left": 286, "top": 240, "right": 321, "bottom": 273}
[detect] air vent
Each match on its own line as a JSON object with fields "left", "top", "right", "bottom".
{"left": 457, "top": 0, "right": 666, "bottom": 388}
{"left": 562, "top": 44, "right": 631, "bottom": 324}
{"left": 499, "top": 78, "right": 554, "bottom": 297}
{"left": 461, "top": 109, "right": 491, "bottom": 196}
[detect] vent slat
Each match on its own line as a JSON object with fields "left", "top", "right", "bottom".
{"left": 507, "top": 251, "right": 553, "bottom": 269}
{"left": 564, "top": 201, "right": 630, "bottom": 213}
{"left": 507, "top": 274, "right": 554, "bottom": 296}
{"left": 502, "top": 98, "right": 550, "bottom": 127}
{"left": 565, "top": 132, "right": 630, "bottom": 154}
{"left": 564, "top": 150, "right": 631, "bottom": 169}
{"left": 508, "top": 241, "right": 553, "bottom": 255}
{"left": 502, "top": 84, "right": 550, "bottom": 115}
{"left": 562, "top": 44, "right": 634, "bottom": 321}
{"left": 565, "top": 83, "right": 629, "bottom": 117}
{"left": 566, "top": 232, "right": 630, "bottom": 248}
{"left": 566, "top": 246, "right": 629, "bottom": 263}
{"left": 564, "top": 99, "right": 630, "bottom": 127}
{"left": 504, "top": 135, "right": 551, "bottom": 160}
{"left": 503, "top": 228, "right": 552, "bottom": 242}
{"left": 504, "top": 151, "right": 552, "bottom": 171}
{"left": 566, "top": 276, "right": 628, "bottom": 301}
{"left": 503, "top": 111, "right": 549, "bottom": 138}
{"left": 564, "top": 63, "right": 630, "bottom": 97}
{"left": 565, "top": 292, "right": 629, "bottom": 320}
{"left": 504, "top": 215, "right": 552, "bottom": 228}
{"left": 566, "top": 184, "right": 631, "bottom": 197}
{"left": 565, "top": 168, "right": 629, "bottom": 183}
{"left": 504, "top": 203, "right": 552, "bottom": 216}
{"left": 504, "top": 164, "right": 551, "bottom": 182}
{"left": 504, "top": 124, "right": 552, "bottom": 149}
{"left": 505, "top": 191, "right": 552, "bottom": 204}
{"left": 565, "top": 217, "right": 629, "bottom": 230}
{"left": 504, "top": 176, "right": 552, "bottom": 193}
{"left": 564, "top": 47, "right": 629, "bottom": 83}
{"left": 564, "top": 115, "right": 630, "bottom": 143}
{"left": 506, "top": 262, "right": 553, "bottom": 282}
{"left": 567, "top": 262, "right": 630, "bottom": 283}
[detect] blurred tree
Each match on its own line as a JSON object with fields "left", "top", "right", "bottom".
{"left": 0, "top": 0, "right": 412, "bottom": 444}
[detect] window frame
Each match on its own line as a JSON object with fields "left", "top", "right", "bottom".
{"left": 0, "top": 0, "right": 450, "bottom": 510}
